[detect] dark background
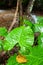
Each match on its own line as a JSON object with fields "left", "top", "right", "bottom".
{"left": 0, "top": 0, "right": 43, "bottom": 11}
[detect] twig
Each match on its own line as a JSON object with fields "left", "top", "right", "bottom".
{"left": 8, "top": 0, "right": 20, "bottom": 32}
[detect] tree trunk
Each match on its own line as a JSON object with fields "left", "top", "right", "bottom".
{"left": 19, "top": 0, "right": 23, "bottom": 26}
{"left": 27, "top": 0, "right": 35, "bottom": 14}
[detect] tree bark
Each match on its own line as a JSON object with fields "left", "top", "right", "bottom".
{"left": 27, "top": 0, "right": 35, "bottom": 14}
{"left": 19, "top": 0, "right": 23, "bottom": 17}
{"left": 19, "top": 0, "right": 23, "bottom": 26}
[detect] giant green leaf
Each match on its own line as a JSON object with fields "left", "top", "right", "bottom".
{"left": 3, "top": 26, "right": 34, "bottom": 51}
{"left": 6, "top": 36, "right": 43, "bottom": 65}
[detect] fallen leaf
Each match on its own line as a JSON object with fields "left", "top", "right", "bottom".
{"left": 16, "top": 54, "right": 27, "bottom": 63}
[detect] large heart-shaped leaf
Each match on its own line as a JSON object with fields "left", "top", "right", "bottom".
{"left": 3, "top": 26, "right": 34, "bottom": 51}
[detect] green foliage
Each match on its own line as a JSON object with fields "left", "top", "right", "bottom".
{"left": 6, "top": 46, "right": 43, "bottom": 65}
{"left": 6, "top": 37, "right": 43, "bottom": 65}
{"left": 0, "top": 27, "right": 8, "bottom": 37}
{"left": 0, "top": 16, "right": 43, "bottom": 65}
{"left": 23, "top": 19, "right": 33, "bottom": 27}
{"left": 6, "top": 16, "right": 43, "bottom": 65}
{"left": 0, "top": 27, "right": 8, "bottom": 51}
{"left": 19, "top": 46, "right": 31, "bottom": 55}
{"left": 0, "top": 40, "right": 3, "bottom": 51}
{"left": 38, "top": 33, "right": 43, "bottom": 48}
{"left": 30, "top": 46, "right": 43, "bottom": 58}
{"left": 33, "top": 16, "right": 43, "bottom": 33}
{"left": 3, "top": 26, "right": 34, "bottom": 51}
{"left": 20, "top": 17, "right": 33, "bottom": 27}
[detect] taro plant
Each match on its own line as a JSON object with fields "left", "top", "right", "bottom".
{"left": 0, "top": 26, "right": 34, "bottom": 65}
{"left": 6, "top": 25, "right": 43, "bottom": 65}
{"left": 3, "top": 26, "right": 34, "bottom": 51}
{"left": 0, "top": 16, "right": 43, "bottom": 65}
